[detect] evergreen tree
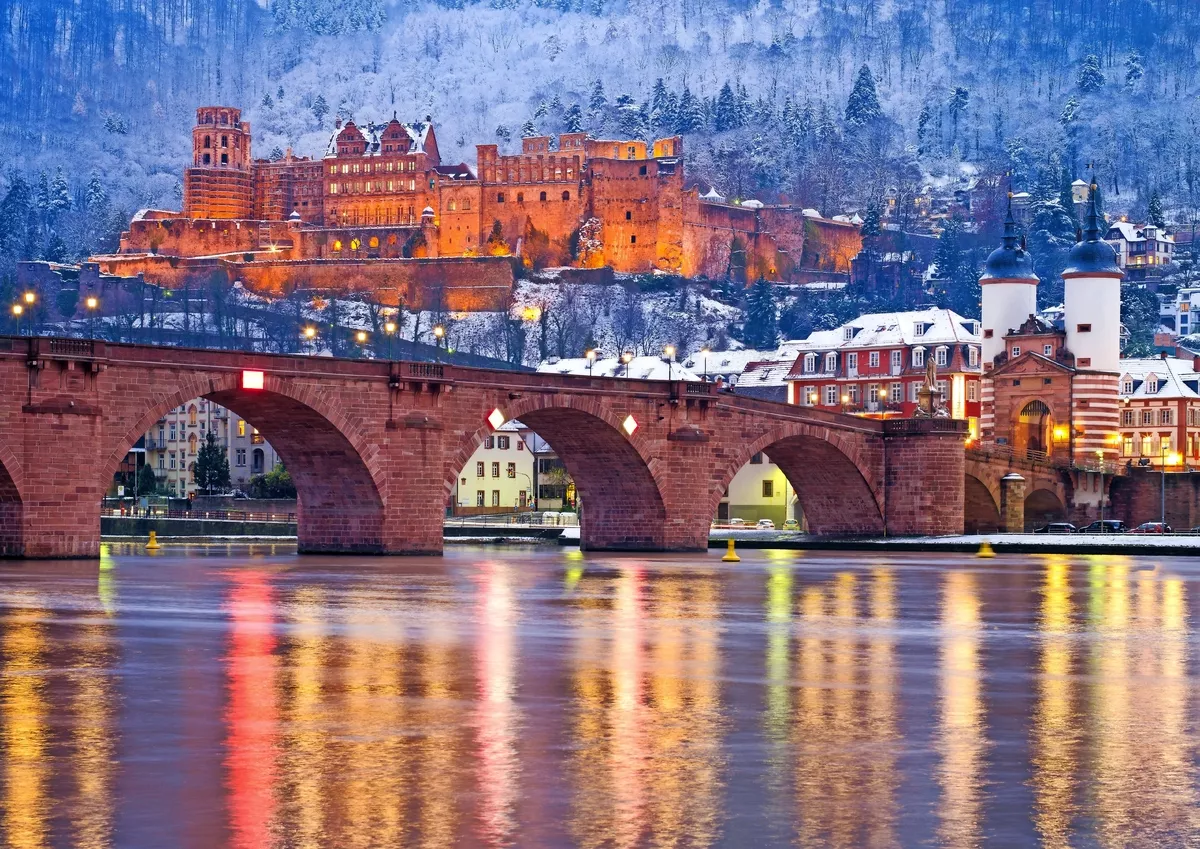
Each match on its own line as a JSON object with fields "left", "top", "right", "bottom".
{"left": 85, "top": 172, "right": 108, "bottom": 213}
{"left": 933, "top": 216, "right": 981, "bottom": 317}
{"left": 0, "top": 175, "right": 33, "bottom": 258}
{"left": 714, "top": 82, "right": 740, "bottom": 132}
{"left": 675, "top": 87, "right": 704, "bottom": 133}
{"left": 563, "top": 103, "right": 584, "bottom": 133}
{"left": 1078, "top": 54, "right": 1105, "bottom": 93}
{"left": 588, "top": 80, "right": 607, "bottom": 114}
{"left": 521, "top": 119, "right": 537, "bottom": 138}
{"left": 1125, "top": 51, "right": 1144, "bottom": 89}
{"left": 1149, "top": 190, "right": 1165, "bottom": 228}
{"left": 743, "top": 280, "right": 779, "bottom": 349}
{"left": 916, "top": 104, "right": 931, "bottom": 151}
{"left": 312, "top": 94, "right": 329, "bottom": 125}
{"left": 947, "top": 87, "right": 969, "bottom": 144}
{"left": 1058, "top": 167, "right": 1078, "bottom": 226}
{"left": 1060, "top": 96, "right": 1080, "bottom": 125}
{"left": 1121, "top": 284, "right": 1159, "bottom": 356}
{"left": 262, "top": 92, "right": 274, "bottom": 108}
{"left": 844, "top": 64, "right": 882, "bottom": 126}
{"left": 48, "top": 168, "right": 70, "bottom": 214}
{"left": 194, "top": 431, "right": 231, "bottom": 495}
{"left": 651, "top": 78, "right": 669, "bottom": 122}
{"left": 1026, "top": 198, "right": 1079, "bottom": 305}
{"left": 860, "top": 203, "right": 882, "bottom": 237}
{"left": 137, "top": 463, "right": 158, "bottom": 496}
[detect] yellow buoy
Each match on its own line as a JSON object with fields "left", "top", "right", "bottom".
{"left": 721, "top": 538, "right": 741, "bottom": 562}
{"left": 977, "top": 539, "right": 995, "bottom": 559}
{"left": 145, "top": 530, "right": 162, "bottom": 551}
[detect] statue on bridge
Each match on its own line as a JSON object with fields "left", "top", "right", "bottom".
{"left": 914, "top": 355, "right": 950, "bottom": 418}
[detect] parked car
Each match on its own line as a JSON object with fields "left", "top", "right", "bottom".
{"left": 1130, "top": 522, "right": 1172, "bottom": 534}
{"left": 1033, "top": 523, "right": 1076, "bottom": 534}
{"left": 1078, "top": 520, "right": 1128, "bottom": 534}
{"left": 756, "top": 518, "right": 775, "bottom": 530}
{"left": 728, "top": 518, "right": 746, "bottom": 527}
{"left": 782, "top": 518, "right": 800, "bottom": 531}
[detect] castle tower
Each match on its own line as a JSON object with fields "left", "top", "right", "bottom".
{"left": 979, "top": 201, "right": 1038, "bottom": 444}
{"left": 1062, "top": 182, "right": 1124, "bottom": 463}
{"left": 183, "top": 106, "right": 254, "bottom": 219}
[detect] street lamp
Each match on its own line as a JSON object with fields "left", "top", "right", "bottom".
{"left": 302, "top": 326, "right": 317, "bottom": 350}
{"left": 1097, "top": 449, "right": 1106, "bottom": 526}
{"left": 807, "top": 390, "right": 817, "bottom": 407}
{"left": 85, "top": 294, "right": 99, "bottom": 339}
{"left": 433, "top": 324, "right": 445, "bottom": 346}
{"left": 585, "top": 348, "right": 596, "bottom": 376}
{"left": 879, "top": 387, "right": 888, "bottom": 415}
{"left": 841, "top": 393, "right": 849, "bottom": 413}
{"left": 700, "top": 345, "right": 711, "bottom": 382}
{"left": 663, "top": 344, "right": 676, "bottom": 381}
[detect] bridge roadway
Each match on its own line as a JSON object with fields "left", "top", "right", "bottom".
{"left": 0, "top": 336, "right": 968, "bottom": 558}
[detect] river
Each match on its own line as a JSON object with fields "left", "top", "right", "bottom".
{"left": 0, "top": 544, "right": 1196, "bottom": 847}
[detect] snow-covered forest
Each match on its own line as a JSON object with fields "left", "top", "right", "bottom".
{"left": 4, "top": 0, "right": 1200, "bottom": 226}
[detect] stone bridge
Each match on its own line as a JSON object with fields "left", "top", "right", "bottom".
{"left": 0, "top": 336, "right": 968, "bottom": 558}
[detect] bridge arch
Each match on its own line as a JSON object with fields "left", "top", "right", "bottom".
{"left": 964, "top": 473, "right": 1001, "bottom": 534}
{"left": 0, "top": 440, "right": 23, "bottom": 556}
{"left": 102, "top": 372, "right": 389, "bottom": 553}
{"left": 707, "top": 425, "right": 884, "bottom": 536}
{"left": 449, "top": 395, "right": 668, "bottom": 550}
{"left": 1025, "top": 488, "right": 1067, "bottom": 531}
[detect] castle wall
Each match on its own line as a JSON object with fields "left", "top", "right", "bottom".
{"left": 437, "top": 184, "right": 485, "bottom": 256}
{"left": 802, "top": 218, "right": 862, "bottom": 273}
{"left": 183, "top": 168, "right": 253, "bottom": 219}
{"left": 119, "top": 218, "right": 295, "bottom": 257}
{"left": 588, "top": 156, "right": 682, "bottom": 273}
{"left": 681, "top": 197, "right": 759, "bottom": 280}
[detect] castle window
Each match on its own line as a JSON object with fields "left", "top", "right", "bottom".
{"left": 203, "top": 136, "right": 211, "bottom": 148}
{"left": 1044, "top": 344, "right": 1053, "bottom": 356}
{"left": 627, "top": 146, "right": 636, "bottom": 158}
{"left": 448, "top": 199, "right": 457, "bottom": 211}
{"left": 1011, "top": 346, "right": 1021, "bottom": 358}
{"left": 630, "top": 235, "right": 637, "bottom": 244}
{"left": 1077, "top": 323, "right": 1092, "bottom": 333}
{"left": 639, "top": 165, "right": 647, "bottom": 176}
{"left": 221, "top": 153, "right": 228, "bottom": 164}
{"left": 329, "top": 165, "right": 336, "bottom": 174}
{"left": 540, "top": 191, "right": 547, "bottom": 202}
{"left": 369, "top": 236, "right": 379, "bottom": 248}
{"left": 342, "top": 164, "right": 350, "bottom": 174}
{"left": 567, "top": 169, "right": 574, "bottom": 178}
{"left": 353, "top": 163, "right": 360, "bottom": 174}
{"left": 221, "top": 135, "right": 228, "bottom": 147}
{"left": 203, "top": 153, "right": 211, "bottom": 165}
{"left": 517, "top": 192, "right": 524, "bottom": 204}
{"left": 333, "top": 240, "right": 342, "bottom": 251}
{"left": 463, "top": 199, "right": 471, "bottom": 211}
{"left": 562, "top": 191, "right": 570, "bottom": 201}
{"left": 410, "top": 180, "right": 416, "bottom": 191}
{"left": 350, "top": 238, "right": 361, "bottom": 251}
{"left": 626, "top": 210, "right": 632, "bottom": 220}
{"left": 388, "top": 181, "right": 394, "bottom": 191}
{"left": 330, "top": 183, "right": 338, "bottom": 194}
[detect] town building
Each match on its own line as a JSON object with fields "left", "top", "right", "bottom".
{"left": 1105, "top": 221, "right": 1175, "bottom": 280}
{"left": 715, "top": 450, "right": 799, "bottom": 527}
{"left": 450, "top": 420, "right": 536, "bottom": 513}
{"left": 1118, "top": 355, "right": 1200, "bottom": 467}
{"left": 144, "top": 399, "right": 281, "bottom": 497}
{"left": 61, "top": 105, "right": 862, "bottom": 311}
{"left": 783, "top": 307, "right": 983, "bottom": 432}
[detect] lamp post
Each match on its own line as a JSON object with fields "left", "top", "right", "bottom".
{"left": 384, "top": 320, "right": 396, "bottom": 359}
{"left": 302, "top": 325, "right": 317, "bottom": 352}
{"left": 1097, "top": 449, "right": 1105, "bottom": 526}
{"left": 586, "top": 348, "right": 596, "bottom": 376}
{"left": 21, "top": 290, "right": 35, "bottom": 336}
{"left": 879, "top": 387, "right": 888, "bottom": 417}
{"left": 11, "top": 303, "right": 23, "bottom": 336}
{"left": 700, "top": 345, "right": 711, "bottom": 382}
{"left": 663, "top": 344, "right": 676, "bottom": 381}
{"left": 841, "top": 392, "right": 849, "bottom": 414}
{"left": 85, "top": 294, "right": 99, "bottom": 339}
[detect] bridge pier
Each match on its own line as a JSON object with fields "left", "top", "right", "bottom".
{"left": 881, "top": 420, "right": 966, "bottom": 537}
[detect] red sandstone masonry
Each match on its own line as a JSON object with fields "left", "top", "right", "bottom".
{"left": 0, "top": 337, "right": 968, "bottom": 557}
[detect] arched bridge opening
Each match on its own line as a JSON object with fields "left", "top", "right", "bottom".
{"left": 964, "top": 474, "right": 1001, "bottom": 534}
{"left": 0, "top": 453, "right": 22, "bottom": 557}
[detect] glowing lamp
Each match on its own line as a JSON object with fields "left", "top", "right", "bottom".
{"left": 85, "top": 296, "right": 98, "bottom": 310}
{"left": 22, "top": 291, "right": 35, "bottom": 305}
{"left": 11, "top": 304, "right": 22, "bottom": 317}
{"left": 1168, "top": 452, "right": 1183, "bottom": 466}
{"left": 1052, "top": 426, "right": 1068, "bottom": 441}
{"left": 622, "top": 414, "right": 638, "bottom": 435}
{"left": 242, "top": 370, "right": 265, "bottom": 390}
{"left": 356, "top": 330, "right": 368, "bottom": 343}
{"left": 487, "top": 408, "right": 506, "bottom": 430}
{"left": 384, "top": 321, "right": 396, "bottom": 334}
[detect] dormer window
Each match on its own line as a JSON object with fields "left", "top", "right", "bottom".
{"left": 804, "top": 353, "right": 817, "bottom": 374}
{"left": 935, "top": 346, "right": 948, "bottom": 367}
{"left": 843, "top": 327, "right": 855, "bottom": 341}
{"left": 1011, "top": 346, "right": 1021, "bottom": 358}
{"left": 825, "top": 352, "right": 837, "bottom": 372}
{"left": 1147, "top": 376, "right": 1159, "bottom": 393}
{"left": 914, "top": 322, "right": 927, "bottom": 337}
{"left": 912, "top": 347, "right": 925, "bottom": 368}
{"left": 1122, "top": 377, "right": 1133, "bottom": 394}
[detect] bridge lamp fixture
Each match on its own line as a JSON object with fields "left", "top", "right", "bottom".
{"left": 241, "top": 370, "right": 265, "bottom": 391}
{"left": 22, "top": 291, "right": 35, "bottom": 306}
{"left": 1167, "top": 451, "right": 1183, "bottom": 466}
{"left": 622, "top": 414, "right": 638, "bottom": 435}
{"left": 1052, "top": 425, "right": 1069, "bottom": 442}
{"left": 841, "top": 393, "right": 849, "bottom": 404}
{"left": 384, "top": 321, "right": 396, "bottom": 334}
{"left": 85, "top": 295, "right": 99, "bottom": 310}
{"left": 303, "top": 326, "right": 317, "bottom": 340}
{"left": 487, "top": 408, "right": 506, "bottom": 430}
{"left": 621, "top": 351, "right": 633, "bottom": 364}
{"left": 11, "top": 304, "right": 22, "bottom": 317}
{"left": 663, "top": 344, "right": 676, "bottom": 360}
{"left": 356, "top": 330, "right": 368, "bottom": 344}
{"left": 521, "top": 306, "right": 541, "bottom": 322}
{"left": 433, "top": 325, "right": 445, "bottom": 339}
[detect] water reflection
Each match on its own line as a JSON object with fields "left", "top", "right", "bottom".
{"left": 0, "top": 550, "right": 1199, "bottom": 846}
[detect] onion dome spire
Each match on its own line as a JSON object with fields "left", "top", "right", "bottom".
{"left": 1063, "top": 178, "right": 1122, "bottom": 277}
{"left": 981, "top": 192, "right": 1038, "bottom": 281}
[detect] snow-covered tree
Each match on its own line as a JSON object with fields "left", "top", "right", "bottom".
{"left": 1078, "top": 54, "right": 1105, "bottom": 93}
{"left": 844, "top": 65, "right": 882, "bottom": 126}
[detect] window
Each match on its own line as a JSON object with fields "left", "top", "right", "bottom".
{"left": 844, "top": 327, "right": 855, "bottom": 341}
{"left": 891, "top": 381, "right": 903, "bottom": 402}
{"left": 203, "top": 136, "right": 211, "bottom": 149}
{"left": 169, "top": 424, "right": 177, "bottom": 441}
{"left": 983, "top": 329, "right": 994, "bottom": 339}
{"left": 868, "top": 384, "right": 880, "bottom": 402}
{"left": 936, "top": 380, "right": 948, "bottom": 399}
{"left": 762, "top": 480, "right": 774, "bottom": 498}
{"left": 826, "top": 353, "right": 837, "bottom": 372}
{"left": 750, "top": 452, "right": 764, "bottom": 465}
{"left": 517, "top": 192, "right": 524, "bottom": 204}
{"left": 463, "top": 198, "right": 471, "bottom": 210}
{"left": 517, "top": 440, "right": 524, "bottom": 451}
{"left": 1011, "top": 346, "right": 1021, "bottom": 358}
{"left": 485, "top": 436, "right": 495, "bottom": 449}
{"left": 221, "top": 135, "right": 228, "bottom": 148}
{"left": 912, "top": 348, "right": 925, "bottom": 368}
{"left": 869, "top": 351, "right": 880, "bottom": 368}
{"left": 477, "top": 490, "right": 485, "bottom": 507}
{"left": 188, "top": 406, "right": 198, "bottom": 426}
{"left": 914, "top": 322, "right": 927, "bottom": 337}
{"left": 1123, "top": 409, "right": 1135, "bottom": 426}
{"left": 169, "top": 453, "right": 177, "bottom": 470}
{"left": 539, "top": 191, "right": 547, "bottom": 202}
{"left": 497, "top": 436, "right": 510, "bottom": 450}
{"left": 968, "top": 381, "right": 978, "bottom": 402}
{"left": 1076, "top": 324, "right": 1092, "bottom": 333}
{"left": 825, "top": 385, "right": 838, "bottom": 405}
{"left": 1124, "top": 437, "right": 1134, "bottom": 456}
{"left": 157, "top": 455, "right": 165, "bottom": 470}
{"left": 491, "top": 462, "right": 500, "bottom": 478}
{"left": 935, "top": 347, "right": 948, "bottom": 367}
{"left": 1044, "top": 345, "right": 1053, "bottom": 357}
{"left": 1162, "top": 408, "right": 1173, "bottom": 426}
{"left": 236, "top": 449, "right": 246, "bottom": 467}
{"left": 804, "top": 353, "right": 816, "bottom": 373}
{"left": 630, "top": 235, "right": 637, "bottom": 244}
{"left": 1142, "top": 410, "right": 1154, "bottom": 425}
{"left": 803, "top": 386, "right": 816, "bottom": 405}
{"left": 497, "top": 193, "right": 505, "bottom": 203}
{"left": 507, "top": 462, "right": 516, "bottom": 478}
{"left": 562, "top": 191, "right": 570, "bottom": 201}
{"left": 968, "top": 347, "right": 979, "bottom": 367}
{"left": 221, "top": 153, "right": 228, "bottom": 164}
{"left": 1142, "top": 435, "right": 1154, "bottom": 456}
{"left": 910, "top": 382, "right": 920, "bottom": 402}
{"left": 891, "top": 350, "right": 902, "bottom": 370}
{"left": 1163, "top": 436, "right": 1172, "bottom": 454}
{"left": 847, "top": 352, "right": 858, "bottom": 370}
{"left": 1122, "top": 378, "right": 1134, "bottom": 394}
{"left": 1147, "top": 377, "right": 1158, "bottom": 393}
{"left": 848, "top": 385, "right": 859, "bottom": 403}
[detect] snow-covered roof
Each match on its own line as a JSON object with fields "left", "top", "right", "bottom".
{"left": 790, "top": 308, "right": 981, "bottom": 359}
{"left": 1119, "top": 357, "right": 1200, "bottom": 400}
{"left": 325, "top": 119, "right": 432, "bottom": 158}
{"left": 1106, "top": 222, "right": 1175, "bottom": 244}
{"left": 536, "top": 355, "right": 700, "bottom": 381}
{"left": 801, "top": 208, "right": 822, "bottom": 218}
{"left": 682, "top": 344, "right": 803, "bottom": 380}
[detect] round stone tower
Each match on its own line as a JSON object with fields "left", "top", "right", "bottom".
{"left": 980, "top": 200, "right": 1039, "bottom": 365}
{"left": 184, "top": 106, "right": 254, "bottom": 219}
{"left": 1062, "top": 182, "right": 1124, "bottom": 462}
{"left": 192, "top": 106, "right": 251, "bottom": 170}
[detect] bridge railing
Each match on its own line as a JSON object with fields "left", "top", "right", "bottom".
{"left": 102, "top": 507, "right": 297, "bottom": 523}
{"left": 881, "top": 418, "right": 968, "bottom": 435}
